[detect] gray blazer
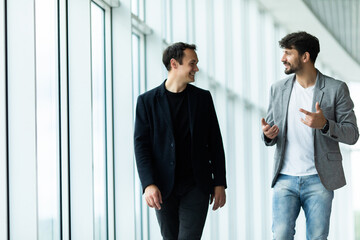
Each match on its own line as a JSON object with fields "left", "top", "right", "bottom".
{"left": 263, "top": 70, "right": 359, "bottom": 190}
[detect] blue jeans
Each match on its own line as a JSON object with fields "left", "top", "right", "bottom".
{"left": 272, "top": 174, "right": 334, "bottom": 240}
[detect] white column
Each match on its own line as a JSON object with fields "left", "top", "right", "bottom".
{"left": 7, "top": 0, "right": 38, "bottom": 239}
{"left": 112, "top": 1, "right": 136, "bottom": 239}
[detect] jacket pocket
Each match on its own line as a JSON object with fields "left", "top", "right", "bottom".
{"left": 327, "top": 152, "right": 342, "bottom": 161}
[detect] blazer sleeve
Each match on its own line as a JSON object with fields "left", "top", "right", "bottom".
{"left": 134, "top": 95, "right": 155, "bottom": 192}
{"left": 321, "top": 82, "right": 359, "bottom": 145}
{"left": 262, "top": 84, "right": 278, "bottom": 146}
{"left": 207, "top": 92, "right": 227, "bottom": 188}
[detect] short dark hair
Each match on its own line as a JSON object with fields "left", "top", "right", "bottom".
{"left": 162, "top": 42, "right": 197, "bottom": 71}
{"left": 279, "top": 31, "right": 320, "bottom": 63}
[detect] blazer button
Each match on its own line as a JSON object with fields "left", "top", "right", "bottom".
{"left": 170, "top": 161, "right": 174, "bottom": 165}
{"left": 171, "top": 143, "right": 174, "bottom": 148}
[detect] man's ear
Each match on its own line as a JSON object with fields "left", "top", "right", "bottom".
{"left": 170, "top": 58, "right": 178, "bottom": 69}
{"left": 303, "top": 52, "right": 310, "bottom": 63}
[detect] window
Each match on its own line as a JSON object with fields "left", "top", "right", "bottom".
{"left": 348, "top": 82, "right": 360, "bottom": 239}
{"left": 91, "top": 2, "right": 108, "bottom": 239}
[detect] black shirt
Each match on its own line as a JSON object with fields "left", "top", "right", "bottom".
{"left": 165, "top": 86, "right": 196, "bottom": 194}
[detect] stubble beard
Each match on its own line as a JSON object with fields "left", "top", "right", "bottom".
{"left": 284, "top": 60, "right": 302, "bottom": 75}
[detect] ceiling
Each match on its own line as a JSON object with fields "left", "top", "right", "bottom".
{"left": 303, "top": 0, "right": 360, "bottom": 65}
{"left": 257, "top": 0, "right": 360, "bottom": 82}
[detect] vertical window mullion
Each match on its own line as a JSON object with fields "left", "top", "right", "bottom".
{"left": 59, "top": 0, "right": 70, "bottom": 238}
{"left": 104, "top": 5, "right": 115, "bottom": 240}
{"left": 0, "top": 0, "right": 8, "bottom": 238}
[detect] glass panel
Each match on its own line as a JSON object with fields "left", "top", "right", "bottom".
{"left": 351, "top": 149, "right": 360, "bottom": 239}
{"left": 131, "top": 0, "right": 145, "bottom": 20}
{"left": 131, "top": 0, "right": 139, "bottom": 16}
{"left": 132, "top": 34, "right": 140, "bottom": 109}
{"left": 35, "top": 0, "right": 60, "bottom": 239}
{"left": 91, "top": 2, "right": 108, "bottom": 240}
{"left": 139, "top": 0, "right": 145, "bottom": 21}
{"left": 166, "top": 0, "right": 172, "bottom": 42}
{"left": 213, "top": 0, "right": 225, "bottom": 84}
{"left": 349, "top": 82, "right": 360, "bottom": 239}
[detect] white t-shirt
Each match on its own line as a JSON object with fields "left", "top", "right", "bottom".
{"left": 281, "top": 80, "right": 318, "bottom": 176}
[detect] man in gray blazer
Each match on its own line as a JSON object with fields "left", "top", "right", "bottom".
{"left": 261, "top": 31, "right": 359, "bottom": 239}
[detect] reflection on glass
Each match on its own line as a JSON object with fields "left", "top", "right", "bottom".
{"left": 91, "top": 2, "right": 108, "bottom": 240}
{"left": 35, "top": 0, "right": 60, "bottom": 239}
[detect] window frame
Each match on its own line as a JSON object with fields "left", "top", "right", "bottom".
{"left": 34, "top": 0, "right": 62, "bottom": 239}
{"left": 0, "top": 0, "right": 8, "bottom": 238}
{"left": 131, "top": 27, "right": 149, "bottom": 240}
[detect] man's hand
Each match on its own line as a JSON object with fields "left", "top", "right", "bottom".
{"left": 144, "top": 184, "right": 163, "bottom": 210}
{"left": 261, "top": 118, "right": 279, "bottom": 139}
{"left": 210, "top": 186, "right": 226, "bottom": 211}
{"left": 299, "top": 102, "right": 327, "bottom": 129}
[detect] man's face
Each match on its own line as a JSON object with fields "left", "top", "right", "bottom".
{"left": 281, "top": 48, "right": 303, "bottom": 74}
{"left": 176, "top": 49, "right": 199, "bottom": 83}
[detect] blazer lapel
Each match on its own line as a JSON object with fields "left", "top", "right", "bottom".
{"left": 187, "top": 85, "right": 197, "bottom": 138}
{"left": 312, "top": 70, "right": 325, "bottom": 136}
{"left": 157, "top": 81, "right": 174, "bottom": 140}
{"left": 281, "top": 77, "right": 295, "bottom": 132}
{"left": 312, "top": 70, "right": 325, "bottom": 111}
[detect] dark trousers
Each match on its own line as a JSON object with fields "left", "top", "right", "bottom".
{"left": 155, "top": 186, "right": 209, "bottom": 240}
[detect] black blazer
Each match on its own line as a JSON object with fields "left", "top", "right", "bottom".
{"left": 134, "top": 81, "right": 227, "bottom": 200}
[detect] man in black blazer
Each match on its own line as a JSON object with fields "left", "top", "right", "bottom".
{"left": 134, "top": 42, "right": 227, "bottom": 240}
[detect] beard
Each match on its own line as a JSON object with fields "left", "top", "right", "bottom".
{"left": 283, "top": 59, "right": 302, "bottom": 75}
